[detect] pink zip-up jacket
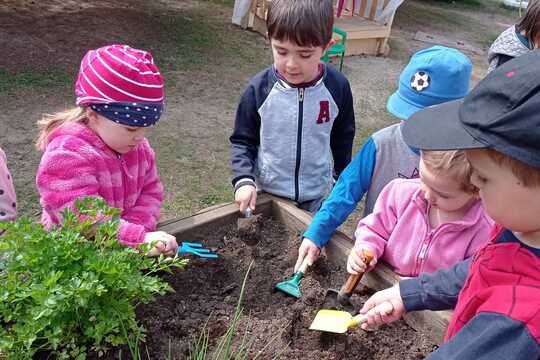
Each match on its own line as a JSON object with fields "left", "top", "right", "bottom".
{"left": 354, "top": 178, "right": 493, "bottom": 277}
{"left": 0, "top": 147, "right": 17, "bottom": 223}
{"left": 36, "top": 122, "right": 163, "bottom": 247}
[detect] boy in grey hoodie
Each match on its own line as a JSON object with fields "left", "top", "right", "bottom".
{"left": 230, "top": 0, "right": 355, "bottom": 215}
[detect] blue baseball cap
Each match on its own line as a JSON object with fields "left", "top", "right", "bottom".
{"left": 387, "top": 45, "right": 472, "bottom": 120}
{"left": 402, "top": 50, "right": 540, "bottom": 171}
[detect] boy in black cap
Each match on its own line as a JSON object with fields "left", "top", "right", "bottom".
{"left": 356, "top": 51, "right": 540, "bottom": 359}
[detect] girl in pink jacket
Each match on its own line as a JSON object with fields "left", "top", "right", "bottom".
{"left": 0, "top": 147, "right": 17, "bottom": 230}
{"left": 348, "top": 150, "right": 493, "bottom": 277}
{"left": 35, "top": 44, "right": 176, "bottom": 257}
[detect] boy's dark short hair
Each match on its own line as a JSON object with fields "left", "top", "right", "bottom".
{"left": 400, "top": 50, "right": 540, "bottom": 185}
{"left": 517, "top": 0, "right": 540, "bottom": 47}
{"left": 266, "top": 0, "right": 334, "bottom": 47}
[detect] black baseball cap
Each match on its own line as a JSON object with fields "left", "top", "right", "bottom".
{"left": 402, "top": 49, "right": 540, "bottom": 171}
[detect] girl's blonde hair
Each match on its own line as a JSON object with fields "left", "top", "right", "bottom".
{"left": 421, "top": 150, "right": 476, "bottom": 194}
{"left": 36, "top": 107, "right": 87, "bottom": 151}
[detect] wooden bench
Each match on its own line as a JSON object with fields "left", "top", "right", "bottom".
{"left": 334, "top": 0, "right": 400, "bottom": 56}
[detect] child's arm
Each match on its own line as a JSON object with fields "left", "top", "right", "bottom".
{"left": 330, "top": 80, "right": 355, "bottom": 177}
{"left": 0, "top": 148, "right": 17, "bottom": 223}
{"left": 37, "top": 144, "right": 156, "bottom": 247}
{"left": 424, "top": 313, "right": 540, "bottom": 359}
{"left": 303, "top": 138, "right": 376, "bottom": 247}
{"left": 352, "top": 180, "right": 403, "bottom": 263}
{"left": 230, "top": 84, "right": 260, "bottom": 211}
{"left": 118, "top": 142, "right": 163, "bottom": 244}
{"left": 358, "top": 285, "right": 406, "bottom": 330}
{"left": 400, "top": 258, "right": 471, "bottom": 312}
{"left": 359, "top": 258, "right": 471, "bottom": 329}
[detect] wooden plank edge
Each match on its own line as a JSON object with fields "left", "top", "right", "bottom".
{"left": 158, "top": 194, "right": 274, "bottom": 238}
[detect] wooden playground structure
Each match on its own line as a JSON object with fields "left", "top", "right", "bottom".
{"left": 242, "top": 0, "right": 403, "bottom": 56}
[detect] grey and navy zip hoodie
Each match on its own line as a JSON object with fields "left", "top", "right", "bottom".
{"left": 230, "top": 64, "right": 355, "bottom": 204}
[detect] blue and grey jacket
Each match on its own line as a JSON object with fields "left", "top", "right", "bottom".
{"left": 230, "top": 64, "right": 355, "bottom": 203}
{"left": 304, "top": 123, "right": 419, "bottom": 247}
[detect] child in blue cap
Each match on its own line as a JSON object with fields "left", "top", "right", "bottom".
{"left": 295, "top": 46, "right": 473, "bottom": 271}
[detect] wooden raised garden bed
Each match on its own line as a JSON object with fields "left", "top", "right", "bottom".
{"left": 142, "top": 193, "right": 451, "bottom": 358}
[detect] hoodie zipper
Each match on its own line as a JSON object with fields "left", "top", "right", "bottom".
{"left": 413, "top": 221, "right": 459, "bottom": 275}
{"left": 294, "top": 88, "right": 305, "bottom": 202}
{"left": 413, "top": 228, "right": 434, "bottom": 276}
{"left": 410, "top": 194, "right": 480, "bottom": 275}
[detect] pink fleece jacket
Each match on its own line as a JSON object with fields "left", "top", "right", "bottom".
{"left": 354, "top": 178, "right": 493, "bottom": 277}
{"left": 36, "top": 122, "right": 163, "bottom": 246}
{"left": 0, "top": 147, "right": 17, "bottom": 223}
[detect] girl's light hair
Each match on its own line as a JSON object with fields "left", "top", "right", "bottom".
{"left": 421, "top": 150, "right": 476, "bottom": 194}
{"left": 36, "top": 107, "right": 87, "bottom": 151}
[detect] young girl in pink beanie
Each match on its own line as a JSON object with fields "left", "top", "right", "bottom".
{"left": 36, "top": 44, "right": 176, "bottom": 256}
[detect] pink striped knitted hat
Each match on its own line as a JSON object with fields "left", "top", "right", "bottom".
{"left": 75, "top": 44, "right": 164, "bottom": 106}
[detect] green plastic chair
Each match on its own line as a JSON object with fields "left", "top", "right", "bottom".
{"left": 321, "top": 27, "right": 347, "bottom": 71}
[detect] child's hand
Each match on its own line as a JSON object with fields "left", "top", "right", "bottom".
{"left": 347, "top": 248, "right": 377, "bottom": 275}
{"left": 235, "top": 185, "right": 257, "bottom": 213}
{"left": 294, "top": 237, "right": 321, "bottom": 273}
{"left": 144, "top": 231, "right": 178, "bottom": 257}
{"left": 359, "top": 285, "right": 405, "bottom": 330}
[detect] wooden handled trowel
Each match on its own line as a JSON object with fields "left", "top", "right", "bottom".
{"left": 323, "top": 249, "right": 374, "bottom": 314}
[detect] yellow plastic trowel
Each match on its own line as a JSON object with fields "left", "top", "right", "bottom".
{"left": 310, "top": 301, "right": 394, "bottom": 334}
{"left": 309, "top": 309, "right": 368, "bottom": 334}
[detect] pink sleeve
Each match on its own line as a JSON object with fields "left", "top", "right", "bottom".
{"left": 118, "top": 220, "right": 146, "bottom": 247}
{"left": 353, "top": 180, "right": 401, "bottom": 260}
{"left": 37, "top": 145, "right": 101, "bottom": 221}
{"left": 37, "top": 145, "right": 150, "bottom": 247}
{"left": 119, "top": 144, "right": 163, "bottom": 239}
{"left": 0, "top": 148, "right": 17, "bottom": 222}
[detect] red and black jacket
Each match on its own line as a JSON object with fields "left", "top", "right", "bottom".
{"left": 400, "top": 225, "right": 540, "bottom": 359}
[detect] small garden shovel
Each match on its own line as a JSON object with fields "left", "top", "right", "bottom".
{"left": 275, "top": 257, "right": 310, "bottom": 298}
{"left": 237, "top": 207, "right": 262, "bottom": 246}
{"left": 323, "top": 249, "right": 374, "bottom": 314}
{"left": 310, "top": 301, "right": 394, "bottom": 334}
{"left": 309, "top": 309, "right": 368, "bottom": 334}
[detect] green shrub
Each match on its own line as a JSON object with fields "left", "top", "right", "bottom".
{"left": 0, "top": 197, "right": 187, "bottom": 359}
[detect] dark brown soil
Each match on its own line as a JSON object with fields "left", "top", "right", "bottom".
{"left": 94, "top": 216, "right": 437, "bottom": 359}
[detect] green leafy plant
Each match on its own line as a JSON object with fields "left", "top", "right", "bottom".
{"left": 0, "top": 197, "right": 187, "bottom": 359}
{"left": 189, "top": 261, "right": 285, "bottom": 360}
